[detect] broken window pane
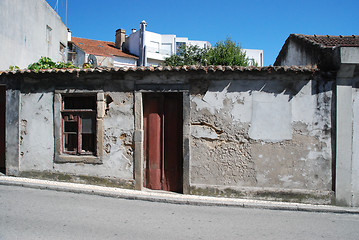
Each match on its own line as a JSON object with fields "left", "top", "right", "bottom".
{"left": 82, "top": 133, "right": 95, "bottom": 153}
{"left": 64, "top": 121, "right": 78, "bottom": 133}
{"left": 64, "top": 133, "right": 77, "bottom": 152}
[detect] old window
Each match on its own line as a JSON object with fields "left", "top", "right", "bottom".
{"left": 54, "top": 91, "right": 104, "bottom": 164}
{"left": 61, "top": 95, "right": 96, "bottom": 155}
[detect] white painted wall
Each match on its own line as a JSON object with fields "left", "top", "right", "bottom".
{"left": 0, "top": 0, "right": 68, "bottom": 70}
{"left": 113, "top": 56, "right": 137, "bottom": 67}
{"left": 125, "top": 30, "right": 141, "bottom": 57}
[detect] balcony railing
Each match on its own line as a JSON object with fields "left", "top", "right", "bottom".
{"left": 147, "top": 47, "right": 172, "bottom": 56}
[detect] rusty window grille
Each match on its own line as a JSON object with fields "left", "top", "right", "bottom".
{"left": 61, "top": 95, "right": 96, "bottom": 155}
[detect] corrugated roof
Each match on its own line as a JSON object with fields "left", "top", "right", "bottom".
{"left": 0, "top": 65, "right": 318, "bottom": 76}
{"left": 71, "top": 37, "right": 138, "bottom": 59}
{"left": 293, "top": 34, "right": 359, "bottom": 48}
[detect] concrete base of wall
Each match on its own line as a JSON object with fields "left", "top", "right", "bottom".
{"left": 19, "top": 171, "right": 135, "bottom": 189}
{"left": 190, "top": 184, "right": 335, "bottom": 205}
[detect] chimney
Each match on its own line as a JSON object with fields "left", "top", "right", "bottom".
{"left": 115, "top": 28, "right": 126, "bottom": 50}
{"left": 139, "top": 20, "right": 147, "bottom": 66}
{"left": 132, "top": 29, "right": 136, "bottom": 33}
{"left": 67, "top": 28, "right": 72, "bottom": 42}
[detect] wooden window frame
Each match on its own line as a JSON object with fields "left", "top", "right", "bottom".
{"left": 54, "top": 91, "right": 104, "bottom": 164}
{"left": 61, "top": 96, "right": 97, "bottom": 155}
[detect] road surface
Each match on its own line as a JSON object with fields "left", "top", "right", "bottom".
{"left": 0, "top": 185, "right": 358, "bottom": 239}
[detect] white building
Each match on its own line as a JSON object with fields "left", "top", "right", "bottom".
{"left": 0, "top": 0, "right": 68, "bottom": 70}
{"left": 121, "top": 21, "right": 263, "bottom": 67}
{"left": 243, "top": 49, "right": 263, "bottom": 66}
{"left": 122, "top": 21, "right": 211, "bottom": 66}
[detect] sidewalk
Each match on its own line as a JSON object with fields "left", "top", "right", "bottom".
{"left": 1, "top": 175, "right": 359, "bottom": 214}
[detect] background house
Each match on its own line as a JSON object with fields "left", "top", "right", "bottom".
{"left": 0, "top": 0, "right": 68, "bottom": 70}
{"left": 122, "top": 21, "right": 211, "bottom": 66}
{"left": 68, "top": 37, "right": 138, "bottom": 68}
{"left": 121, "top": 20, "right": 264, "bottom": 67}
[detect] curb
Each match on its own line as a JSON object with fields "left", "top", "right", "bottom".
{"left": 1, "top": 176, "right": 359, "bottom": 214}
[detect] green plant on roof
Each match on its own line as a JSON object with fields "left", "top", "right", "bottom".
{"left": 27, "top": 57, "right": 77, "bottom": 71}
{"left": 8, "top": 65, "right": 20, "bottom": 71}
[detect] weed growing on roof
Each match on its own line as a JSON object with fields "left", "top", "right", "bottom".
{"left": 8, "top": 65, "right": 20, "bottom": 71}
{"left": 27, "top": 56, "right": 77, "bottom": 72}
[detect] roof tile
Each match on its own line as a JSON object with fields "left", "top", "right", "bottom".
{"left": 294, "top": 34, "right": 359, "bottom": 48}
{"left": 0, "top": 65, "right": 318, "bottom": 76}
{"left": 71, "top": 37, "right": 138, "bottom": 59}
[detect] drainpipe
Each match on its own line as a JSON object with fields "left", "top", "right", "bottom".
{"left": 139, "top": 20, "right": 147, "bottom": 66}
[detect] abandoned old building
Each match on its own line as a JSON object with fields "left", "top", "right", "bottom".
{"left": 0, "top": 65, "right": 340, "bottom": 206}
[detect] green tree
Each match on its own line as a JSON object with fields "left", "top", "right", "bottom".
{"left": 164, "top": 37, "right": 250, "bottom": 67}
{"left": 207, "top": 37, "right": 249, "bottom": 66}
{"left": 164, "top": 44, "right": 209, "bottom": 66}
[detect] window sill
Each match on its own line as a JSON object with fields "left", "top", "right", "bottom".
{"left": 55, "top": 154, "right": 102, "bottom": 164}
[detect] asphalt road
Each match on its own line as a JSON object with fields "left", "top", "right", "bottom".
{"left": 0, "top": 185, "right": 358, "bottom": 240}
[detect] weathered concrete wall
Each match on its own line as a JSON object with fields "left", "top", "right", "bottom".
{"left": 5, "top": 90, "right": 20, "bottom": 175}
{"left": 277, "top": 40, "right": 316, "bottom": 67}
{"left": 52, "top": 91, "right": 134, "bottom": 181}
{"left": 17, "top": 76, "right": 135, "bottom": 185}
{"left": 190, "top": 78, "right": 333, "bottom": 199}
{"left": 347, "top": 75, "right": 359, "bottom": 206}
{"left": 19, "top": 92, "right": 54, "bottom": 171}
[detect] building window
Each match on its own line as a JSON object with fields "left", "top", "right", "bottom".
{"left": 54, "top": 91, "right": 104, "bottom": 164}
{"left": 46, "top": 25, "right": 52, "bottom": 44}
{"left": 61, "top": 95, "right": 96, "bottom": 155}
{"left": 176, "top": 42, "right": 185, "bottom": 55}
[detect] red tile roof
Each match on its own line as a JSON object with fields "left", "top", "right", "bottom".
{"left": 294, "top": 34, "right": 359, "bottom": 48}
{"left": 71, "top": 37, "right": 138, "bottom": 59}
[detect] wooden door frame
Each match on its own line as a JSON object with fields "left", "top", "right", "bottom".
{"left": 134, "top": 90, "right": 190, "bottom": 194}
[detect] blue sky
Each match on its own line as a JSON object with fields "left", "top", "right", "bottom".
{"left": 46, "top": 0, "right": 358, "bottom": 66}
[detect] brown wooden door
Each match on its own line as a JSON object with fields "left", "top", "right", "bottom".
{"left": 0, "top": 85, "right": 5, "bottom": 174}
{"left": 143, "top": 93, "right": 183, "bottom": 193}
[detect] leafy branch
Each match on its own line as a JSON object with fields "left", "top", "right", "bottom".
{"left": 27, "top": 57, "right": 77, "bottom": 72}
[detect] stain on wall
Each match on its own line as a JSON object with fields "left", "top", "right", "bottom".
{"left": 190, "top": 78, "right": 333, "bottom": 192}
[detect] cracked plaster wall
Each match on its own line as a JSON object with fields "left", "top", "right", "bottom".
{"left": 19, "top": 90, "right": 134, "bottom": 181}
{"left": 190, "top": 78, "right": 333, "bottom": 191}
